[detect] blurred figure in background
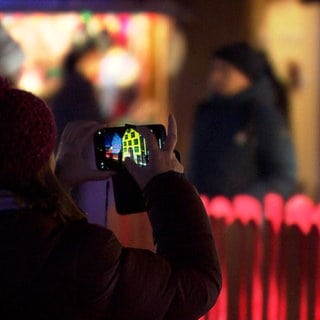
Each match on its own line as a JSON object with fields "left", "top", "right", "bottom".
{"left": 49, "top": 32, "right": 111, "bottom": 225}
{"left": 259, "top": 50, "right": 291, "bottom": 127}
{"left": 0, "top": 23, "right": 24, "bottom": 84}
{"left": 187, "top": 42, "right": 297, "bottom": 200}
{"left": 50, "top": 31, "right": 111, "bottom": 140}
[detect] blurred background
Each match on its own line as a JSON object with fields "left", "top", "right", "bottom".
{"left": 1, "top": 1, "right": 320, "bottom": 319}
{"left": 0, "top": 0, "right": 319, "bottom": 199}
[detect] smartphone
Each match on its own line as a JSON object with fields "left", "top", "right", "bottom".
{"left": 94, "top": 124, "right": 166, "bottom": 214}
{"left": 94, "top": 124, "right": 166, "bottom": 172}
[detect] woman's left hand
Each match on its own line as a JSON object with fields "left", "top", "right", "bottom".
{"left": 55, "top": 121, "right": 115, "bottom": 190}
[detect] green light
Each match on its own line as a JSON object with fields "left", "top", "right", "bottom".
{"left": 81, "top": 10, "right": 92, "bottom": 24}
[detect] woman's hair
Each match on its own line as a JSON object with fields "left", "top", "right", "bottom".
{"left": 5, "top": 162, "right": 86, "bottom": 224}
{"left": 0, "top": 76, "right": 85, "bottom": 222}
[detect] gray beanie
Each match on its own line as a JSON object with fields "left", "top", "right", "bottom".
{"left": 0, "top": 24, "right": 24, "bottom": 78}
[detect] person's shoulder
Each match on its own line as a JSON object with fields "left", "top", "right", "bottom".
{"left": 197, "top": 95, "right": 215, "bottom": 108}
{"left": 66, "top": 219, "right": 120, "bottom": 246}
{"left": 194, "top": 96, "right": 216, "bottom": 117}
{"left": 63, "top": 220, "right": 122, "bottom": 270}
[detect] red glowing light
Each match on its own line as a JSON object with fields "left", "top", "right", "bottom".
{"left": 264, "top": 193, "right": 284, "bottom": 233}
{"left": 284, "top": 194, "right": 315, "bottom": 234}
{"left": 232, "top": 194, "right": 262, "bottom": 225}
{"left": 207, "top": 196, "right": 234, "bottom": 224}
{"left": 199, "top": 192, "right": 320, "bottom": 319}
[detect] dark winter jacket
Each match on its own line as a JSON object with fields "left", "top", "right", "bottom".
{"left": 188, "top": 77, "right": 297, "bottom": 199}
{"left": 0, "top": 172, "right": 221, "bottom": 319}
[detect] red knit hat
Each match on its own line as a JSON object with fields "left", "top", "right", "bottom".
{"left": 0, "top": 77, "right": 57, "bottom": 184}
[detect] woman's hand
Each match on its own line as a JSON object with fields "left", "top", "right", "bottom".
{"left": 55, "top": 121, "right": 115, "bottom": 190}
{"left": 124, "top": 114, "right": 184, "bottom": 190}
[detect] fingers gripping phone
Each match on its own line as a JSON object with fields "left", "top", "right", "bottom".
{"left": 94, "top": 124, "right": 166, "bottom": 214}
{"left": 94, "top": 124, "right": 166, "bottom": 172}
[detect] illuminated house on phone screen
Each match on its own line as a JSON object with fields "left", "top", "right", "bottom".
{"left": 122, "top": 128, "right": 147, "bottom": 165}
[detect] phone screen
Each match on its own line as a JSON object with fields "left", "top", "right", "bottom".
{"left": 94, "top": 124, "right": 166, "bottom": 171}
{"left": 94, "top": 123, "right": 180, "bottom": 214}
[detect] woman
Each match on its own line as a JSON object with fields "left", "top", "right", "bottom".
{"left": 188, "top": 42, "right": 297, "bottom": 200}
{"left": 0, "top": 77, "right": 221, "bottom": 319}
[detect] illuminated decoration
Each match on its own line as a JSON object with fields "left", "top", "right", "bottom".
{"left": 0, "top": 11, "right": 184, "bottom": 126}
{"left": 122, "top": 128, "right": 146, "bottom": 166}
{"left": 204, "top": 193, "right": 320, "bottom": 232}
{"left": 99, "top": 46, "right": 140, "bottom": 88}
{"left": 0, "top": 12, "right": 178, "bottom": 125}
{"left": 206, "top": 195, "right": 233, "bottom": 224}
{"left": 80, "top": 10, "right": 92, "bottom": 25}
{"left": 102, "top": 14, "right": 122, "bottom": 35}
{"left": 201, "top": 193, "right": 320, "bottom": 319}
{"left": 233, "top": 194, "right": 262, "bottom": 225}
{"left": 18, "top": 66, "right": 44, "bottom": 95}
{"left": 284, "top": 194, "right": 315, "bottom": 235}
{"left": 264, "top": 193, "right": 284, "bottom": 232}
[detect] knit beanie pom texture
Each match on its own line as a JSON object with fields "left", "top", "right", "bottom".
{"left": 0, "top": 77, "right": 57, "bottom": 184}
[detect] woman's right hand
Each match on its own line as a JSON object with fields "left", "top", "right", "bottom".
{"left": 55, "top": 121, "right": 116, "bottom": 190}
{"left": 124, "top": 114, "right": 184, "bottom": 190}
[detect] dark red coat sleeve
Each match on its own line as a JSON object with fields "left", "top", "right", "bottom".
{"left": 107, "top": 172, "right": 222, "bottom": 320}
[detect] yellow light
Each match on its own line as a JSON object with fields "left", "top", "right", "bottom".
{"left": 18, "top": 68, "right": 43, "bottom": 95}
{"left": 103, "top": 14, "right": 121, "bottom": 35}
{"left": 99, "top": 46, "right": 140, "bottom": 88}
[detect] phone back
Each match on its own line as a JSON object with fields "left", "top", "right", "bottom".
{"left": 112, "top": 169, "right": 146, "bottom": 214}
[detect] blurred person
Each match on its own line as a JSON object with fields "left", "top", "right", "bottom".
{"left": 259, "top": 50, "right": 291, "bottom": 126}
{"left": 50, "top": 32, "right": 110, "bottom": 140}
{"left": 0, "top": 23, "right": 24, "bottom": 84}
{"left": 187, "top": 42, "right": 297, "bottom": 200}
{"left": 0, "top": 77, "right": 221, "bottom": 319}
{"left": 49, "top": 32, "right": 111, "bottom": 224}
